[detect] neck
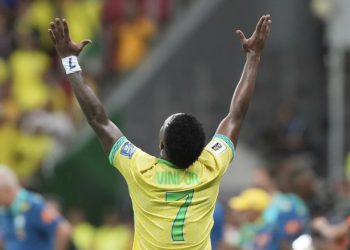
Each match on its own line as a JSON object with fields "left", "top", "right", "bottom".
{"left": 160, "top": 149, "right": 169, "bottom": 161}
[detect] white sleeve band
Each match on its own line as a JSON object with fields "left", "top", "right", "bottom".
{"left": 61, "top": 56, "right": 82, "bottom": 74}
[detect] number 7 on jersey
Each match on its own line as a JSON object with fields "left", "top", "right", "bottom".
{"left": 166, "top": 190, "right": 194, "bottom": 241}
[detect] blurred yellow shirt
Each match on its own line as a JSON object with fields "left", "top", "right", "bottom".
{"left": 94, "top": 225, "right": 132, "bottom": 250}
{"left": 109, "top": 134, "right": 234, "bottom": 250}
{"left": 116, "top": 17, "right": 156, "bottom": 72}
{"left": 9, "top": 50, "right": 50, "bottom": 111}
{"left": 10, "top": 132, "right": 52, "bottom": 179}
{"left": 0, "top": 57, "right": 9, "bottom": 83}
{"left": 73, "top": 222, "right": 95, "bottom": 250}
{"left": 26, "top": 0, "right": 55, "bottom": 48}
{"left": 0, "top": 122, "right": 19, "bottom": 167}
{"left": 63, "top": 0, "right": 101, "bottom": 42}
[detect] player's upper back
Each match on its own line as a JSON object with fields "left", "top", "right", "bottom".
{"left": 109, "top": 134, "right": 235, "bottom": 250}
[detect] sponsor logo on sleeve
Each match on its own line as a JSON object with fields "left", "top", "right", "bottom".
{"left": 120, "top": 142, "right": 136, "bottom": 159}
{"left": 208, "top": 140, "right": 226, "bottom": 155}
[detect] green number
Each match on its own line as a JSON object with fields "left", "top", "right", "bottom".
{"left": 165, "top": 190, "right": 194, "bottom": 241}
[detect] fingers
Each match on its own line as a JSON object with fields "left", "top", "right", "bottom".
{"left": 80, "top": 39, "right": 92, "bottom": 47}
{"left": 256, "top": 14, "right": 271, "bottom": 35}
{"left": 255, "top": 15, "right": 265, "bottom": 33}
{"left": 50, "top": 21, "right": 60, "bottom": 41}
{"left": 62, "top": 19, "right": 70, "bottom": 40}
{"left": 55, "top": 18, "right": 64, "bottom": 38}
{"left": 265, "top": 20, "right": 271, "bottom": 38}
{"left": 77, "top": 39, "right": 92, "bottom": 53}
{"left": 261, "top": 15, "right": 272, "bottom": 39}
{"left": 235, "top": 30, "right": 246, "bottom": 42}
{"left": 48, "top": 29, "right": 56, "bottom": 44}
{"left": 49, "top": 18, "right": 69, "bottom": 42}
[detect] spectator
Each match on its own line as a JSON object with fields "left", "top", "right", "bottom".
{"left": 312, "top": 217, "right": 349, "bottom": 250}
{"left": 14, "top": 0, "right": 54, "bottom": 50}
{"left": 222, "top": 203, "right": 241, "bottom": 250}
{"left": 228, "top": 188, "right": 271, "bottom": 250}
{"left": 60, "top": 0, "right": 101, "bottom": 43}
{"left": 9, "top": 31, "right": 51, "bottom": 111}
{"left": 277, "top": 104, "right": 308, "bottom": 154}
{"left": 67, "top": 208, "right": 95, "bottom": 250}
{"left": 0, "top": 11, "right": 12, "bottom": 57}
{"left": 254, "top": 162, "right": 314, "bottom": 250}
{"left": 94, "top": 208, "right": 132, "bottom": 250}
{"left": 114, "top": 0, "right": 156, "bottom": 72}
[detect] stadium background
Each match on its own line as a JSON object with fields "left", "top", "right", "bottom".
{"left": 0, "top": 0, "right": 349, "bottom": 249}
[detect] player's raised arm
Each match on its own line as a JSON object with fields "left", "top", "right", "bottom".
{"left": 48, "top": 18, "right": 122, "bottom": 154}
{"left": 216, "top": 15, "right": 271, "bottom": 147}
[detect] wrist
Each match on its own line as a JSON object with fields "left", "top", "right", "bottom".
{"left": 61, "top": 56, "right": 82, "bottom": 74}
{"left": 246, "top": 52, "right": 261, "bottom": 61}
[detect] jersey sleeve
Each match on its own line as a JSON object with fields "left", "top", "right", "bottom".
{"left": 199, "top": 134, "right": 235, "bottom": 176}
{"left": 109, "top": 136, "right": 155, "bottom": 182}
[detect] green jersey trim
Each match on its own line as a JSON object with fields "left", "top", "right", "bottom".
{"left": 109, "top": 136, "right": 127, "bottom": 165}
{"left": 214, "top": 134, "right": 235, "bottom": 158}
{"left": 157, "top": 158, "right": 183, "bottom": 170}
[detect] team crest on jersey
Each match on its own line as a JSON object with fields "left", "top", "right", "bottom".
{"left": 209, "top": 140, "right": 226, "bottom": 154}
{"left": 120, "top": 142, "right": 136, "bottom": 159}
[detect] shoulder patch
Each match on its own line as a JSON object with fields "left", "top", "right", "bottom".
{"left": 41, "top": 206, "right": 59, "bottom": 224}
{"left": 120, "top": 141, "right": 137, "bottom": 159}
{"left": 208, "top": 140, "right": 226, "bottom": 155}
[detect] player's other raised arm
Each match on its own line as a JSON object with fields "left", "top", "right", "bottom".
{"left": 216, "top": 15, "right": 271, "bottom": 147}
{"left": 48, "top": 18, "right": 122, "bottom": 154}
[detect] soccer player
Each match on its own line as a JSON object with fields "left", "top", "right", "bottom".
{"left": 0, "top": 166, "right": 72, "bottom": 250}
{"left": 48, "top": 14, "right": 271, "bottom": 250}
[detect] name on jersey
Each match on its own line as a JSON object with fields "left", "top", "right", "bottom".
{"left": 156, "top": 171, "right": 199, "bottom": 185}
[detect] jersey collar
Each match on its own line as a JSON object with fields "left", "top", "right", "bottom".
{"left": 157, "top": 158, "right": 183, "bottom": 170}
{"left": 10, "top": 189, "right": 28, "bottom": 214}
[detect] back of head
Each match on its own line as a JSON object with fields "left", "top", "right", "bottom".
{"left": 0, "top": 165, "right": 20, "bottom": 206}
{"left": 0, "top": 165, "right": 19, "bottom": 189}
{"left": 164, "top": 114, "right": 205, "bottom": 169}
{"left": 289, "top": 166, "right": 315, "bottom": 200}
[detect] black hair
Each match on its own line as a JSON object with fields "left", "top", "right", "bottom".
{"left": 164, "top": 114, "right": 205, "bottom": 169}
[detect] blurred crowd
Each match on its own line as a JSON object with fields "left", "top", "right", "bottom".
{"left": 214, "top": 157, "right": 350, "bottom": 250}
{"left": 63, "top": 206, "right": 133, "bottom": 250}
{"left": 0, "top": 0, "right": 192, "bottom": 181}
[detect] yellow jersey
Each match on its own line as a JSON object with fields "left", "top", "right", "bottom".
{"left": 109, "top": 134, "right": 235, "bottom": 250}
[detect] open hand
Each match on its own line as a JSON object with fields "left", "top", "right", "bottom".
{"left": 48, "top": 18, "right": 91, "bottom": 58}
{"left": 236, "top": 15, "right": 271, "bottom": 56}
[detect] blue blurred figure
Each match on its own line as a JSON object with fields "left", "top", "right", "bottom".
{"left": 0, "top": 166, "right": 71, "bottom": 250}
{"left": 254, "top": 162, "right": 315, "bottom": 250}
{"left": 211, "top": 202, "right": 225, "bottom": 250}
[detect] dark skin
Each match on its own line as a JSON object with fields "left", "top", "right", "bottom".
{"left": 48, "top": 15, "right": 271, "bottom": 157}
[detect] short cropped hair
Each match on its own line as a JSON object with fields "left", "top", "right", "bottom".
{"left": 164, "top": 114, "right": 205, "bottom": 169}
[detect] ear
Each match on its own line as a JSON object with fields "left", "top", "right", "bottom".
{"left": 159, "top": 141, "right": 164, "bottom": 150}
